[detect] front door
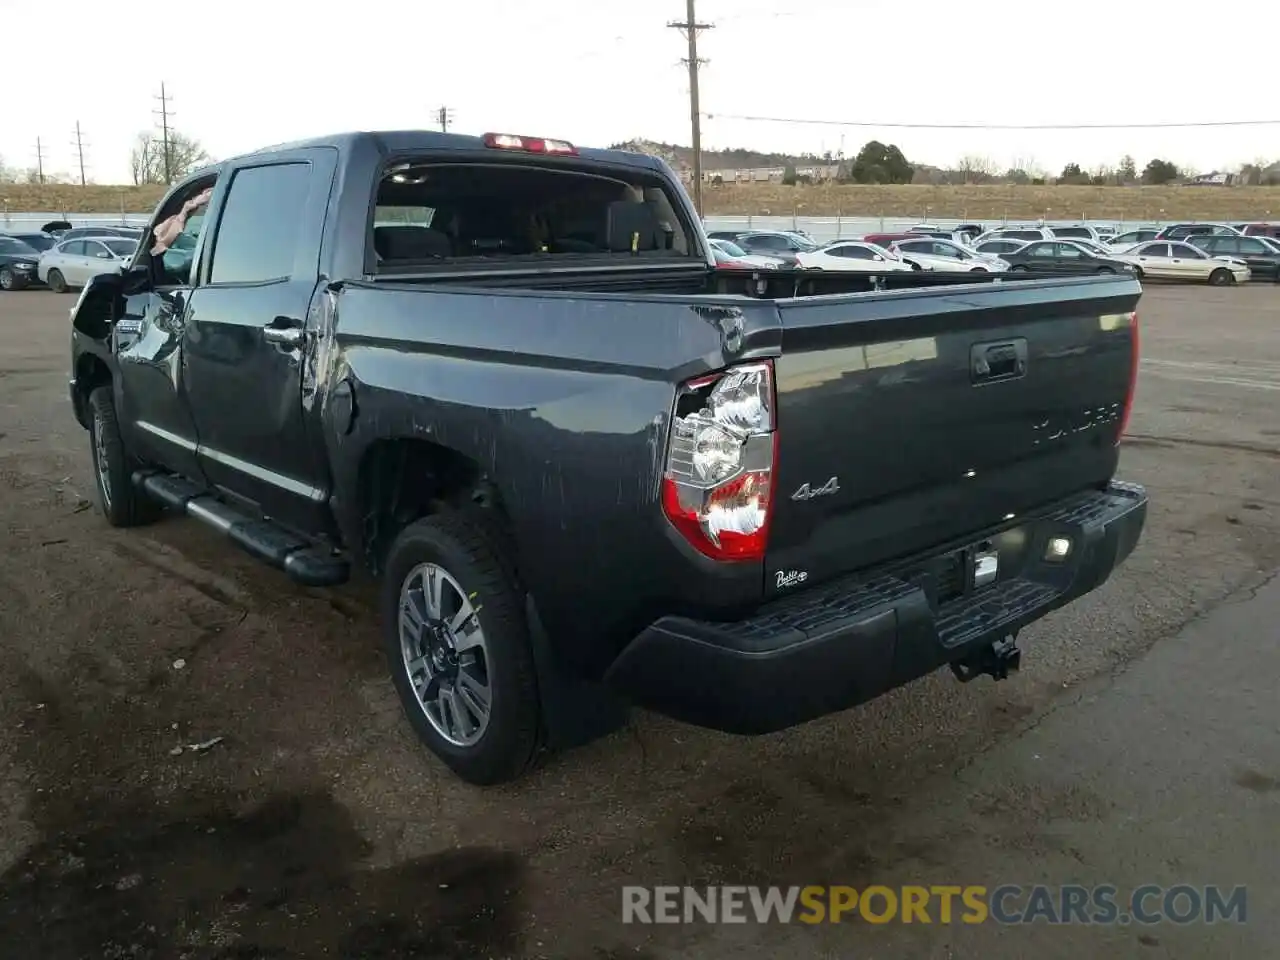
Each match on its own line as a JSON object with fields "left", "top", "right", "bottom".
{"left": 113, "top": 177, "right": 218, "bottom": 482}
{"left": 180, "top": 150, "right": 336, "bottom": 534}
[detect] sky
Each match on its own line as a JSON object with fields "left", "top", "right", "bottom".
{"left": 4, "top": 0, "right": 1280, "bottom": 185}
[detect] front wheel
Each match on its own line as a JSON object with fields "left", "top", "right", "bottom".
{"left": 87, "top": 386, "right": 163, "bottom": 527}
{"left": 969, "top": 266, "right": 988, "bottom": 273}
{"left": 47, "top": 269, "right": 69, "bottom": 294}
{"left": 1095, "top": 266, "right": 1116, "bottom": 275}
{"left": 1009, "top": 264, "right": 1030, "bottom": 272}
{"left": 1209, "top": 267, "right": 1233, "bottom": 286}
{"left": 381, "top": 512, "right": 542, "bottom": 785}
{"left": 0, "top": 266, "right": 25, "bottom": 291}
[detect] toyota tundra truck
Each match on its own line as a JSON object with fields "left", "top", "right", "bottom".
{"left": 67, "top": 129, "right": 1147, "bottom": 785}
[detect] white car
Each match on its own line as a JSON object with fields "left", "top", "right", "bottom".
{"left": 888, "top": 237, "right": 1009, "bottom": 272}
{"left": 795, "top": 241, "right": 916, "bottom": 272}
{"left": 39, "top": 236, "right": 137, "bottom": 292}
{"left": 708, "top": 238, "right": 783, "bottom": 269}
{"left": 1109, "top": 241, "right": 1251, "bottom": 285}
{"left": 972, "top": 226, "right": 1055, "bottom": 246}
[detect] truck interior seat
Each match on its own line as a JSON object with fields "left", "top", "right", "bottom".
{"left": 374, "top": 225, "right": 453, "bottom": 260}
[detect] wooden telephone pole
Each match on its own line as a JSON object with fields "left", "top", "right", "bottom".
{"left": 668, "top": 0, "right": 712, "bottom": 216}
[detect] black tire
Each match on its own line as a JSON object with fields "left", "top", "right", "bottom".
{"left": 1209, "top": 267, "right": 1232, "bottom": 286}
{"left": 47, "top": 269, "right": 69, "bottom": 294}
{"left": 1133, "top": 266, "right": 1145, "bottom": 280}
{"left": 969, "top": 266, "right": 987, "bottom": 273}
{"left": 0, "top": 266, "right": 25, "bottom": 291}
{"left": 87, "top": 386, "right": 163, "bottom": 527}
{"left": 909, "top": 261, "right": 923, "bottom": 271}
{"left": 1095, "top": 266, "right": 1116, "bottom": 275}
{"left": 380, "top": 512, "right": 541, "bottom": 785}
{"left": 1009, "top": 264, "right": 1030, "bottom": 272}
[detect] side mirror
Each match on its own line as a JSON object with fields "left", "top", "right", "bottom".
{"left": 873, "top": 255, "right": 884, "bottom": 261}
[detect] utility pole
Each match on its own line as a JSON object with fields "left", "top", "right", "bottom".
{"left": 72, "top": 122, "right": 88, "bottom": 185}
{"left": 437, "top": 106, "right": 454, "bottom": 133}
{"left": 154, "top": 82, "right": 175, "bottom": 183}
{"left": 668, "top": 0, "right": 712, "bottom": 216}
{"left": 33, "top": 137, "right": 46, "bottom": 184}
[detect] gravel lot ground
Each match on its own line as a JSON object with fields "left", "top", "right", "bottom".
{"left": 0, "top": 282, "right": 1277, "bottom": 958}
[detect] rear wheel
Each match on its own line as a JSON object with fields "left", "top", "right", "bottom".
{"left": 1095, "top": 266, "right": 1116, "bottom": 275}
{"left": 47, "top": 269, "right": 69, "bottom": 294}
{"left": 1209, "top": 267, "right": 1233, "bottom": 286}
{"left": 969, "top": 266, "right": 988, "bottom": 273}
{"left": 381, "top": 512, "right": 541, "bottom": 785}
{"left": 1009, "top": 264, "right": 1030, "bottom": 272}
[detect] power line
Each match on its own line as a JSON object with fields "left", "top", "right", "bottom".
{"left": 32, "top": 137, "right": 45, "bottom": 184}
{"left": 437, "top": 106, "right": 455, "bottom": 133}
{"left": 154, "top": 83, "right": 175, "bottom": 184}
{"left": 71, "top": 121, "right": 88, "bottom": 186}
{"left": 668, "top": 0, "right": 713, "bottom": 216}
{"left": 703, "top": 112, "right": 1280, "bottom": 131}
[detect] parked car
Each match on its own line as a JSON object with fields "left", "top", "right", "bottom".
{"left": 55, "top": 225, "right": 144, "bottom": 243}
{"left": 1109, "top": 241, "right": 1251, "bottom": 284}
{"left": 1107, "top": 228, "right": 1160, "bottom": 249}
{"left": 1185, "top": 234, "right": 1280, "bottom": 280}
{"left": 973, "top": 226, "right": 1055, "bottom": 245}
{"left": 0, "top": 231, "right": 58, "bottom": 253}
{"left": 706, "top": 230, "right": 747, "bottom": 242}
{"left": 709, "top": 239, "right": 783, "bottom": 269}
{"left": 68, "top": 128, "right": 1147, "bottom": 785}
{"left": 794, "top": 240, "right": 915, "bottom": 271}
{"left": 861, "top": 231, "right": 928, "bottom": 248}
{"left": 0, "top": 235, "right": 44, "bottom": 290}
{"left": 1237, "top": 223, "right": 1280, "bottom": 239}
{"left": 888, "top": 237, "right": 1009, "bottom": 272}
{"left": 733, "top": 230, "right": 820, "bottom": 264}
{"left": 1003, "top": 239, "right": 1137, "bottom": 276}
{"left": 1154, "top": 222, "right": 1241, "bottom": 241}
{"left": 1048, "top": 225, "right": 1101, "bottom": 241}
{"left": 973, "top": 238, "right": 1030, "bottom": 257}
{"left": 38, "top": 237, "right": 137, "bottom": 292}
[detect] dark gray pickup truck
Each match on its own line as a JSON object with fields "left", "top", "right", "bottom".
{"left": 68, "top": 130, "right": 1147, "bottom": 784}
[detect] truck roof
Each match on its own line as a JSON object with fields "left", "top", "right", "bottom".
{"left": 218, "top": 130, "right": 673, "bottom": 175}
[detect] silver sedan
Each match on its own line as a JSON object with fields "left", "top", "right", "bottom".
{"left": 38, "top": 237, "right": 137, "bottom": 293}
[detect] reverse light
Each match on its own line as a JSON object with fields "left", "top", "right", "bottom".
{"left": 481, "top": 132, "right": 578, "bottom": 155}
{"left": 661, "top": 362, "right": 777, "bottom": 562}
{"left": 1117, "top": 311, "right": 1139, "bottom": 445}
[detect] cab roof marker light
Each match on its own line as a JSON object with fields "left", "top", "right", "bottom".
{"left": 481, "top": 133, "right": 578, "bottom": 155}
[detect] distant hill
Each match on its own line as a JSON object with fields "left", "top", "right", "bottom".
{"left": 608, "top": 139, "right": 831, "bottom": 173}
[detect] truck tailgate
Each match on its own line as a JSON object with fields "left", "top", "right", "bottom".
{"left": 766, "top": 276, "right": 1141, "bottom": 599}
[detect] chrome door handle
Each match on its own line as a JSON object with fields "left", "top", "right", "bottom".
{"left": 263, "top": 325, "right": 304, "bottom": 348}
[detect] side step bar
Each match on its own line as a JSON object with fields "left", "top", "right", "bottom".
{"left": 133, "top": 471, "right": 350, "bottom": 588}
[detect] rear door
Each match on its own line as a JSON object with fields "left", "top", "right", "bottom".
{"left": 765, "top": 278, "right": 1141, "bottom": 595}
{"left": 180, "top": 148, "right": 337, "bottom": 533}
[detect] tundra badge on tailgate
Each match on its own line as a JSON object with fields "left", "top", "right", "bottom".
{"left": 791, "top": 476, "right": 840, "bottom": 501}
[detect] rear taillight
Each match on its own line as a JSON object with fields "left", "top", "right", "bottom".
{"left": 661, "top": 362, "right": 777, "bottom": 562}
{"left": 1117, "top": 311, "right": 1139, "bottom": 444}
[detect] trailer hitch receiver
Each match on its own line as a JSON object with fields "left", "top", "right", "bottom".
{"left": 951, "top": 633, "right": 1022, "bottom": 683}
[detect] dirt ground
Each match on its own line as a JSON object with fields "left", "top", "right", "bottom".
{"left": 0, "top": 282, "right": 1278, "bottom": 959}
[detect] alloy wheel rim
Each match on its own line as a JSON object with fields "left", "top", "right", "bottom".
{"left": 93, "top": 413, "right": 112, "bottom": 510}
{"left": 398, "top": 562, "right": 492, "bottom": 747}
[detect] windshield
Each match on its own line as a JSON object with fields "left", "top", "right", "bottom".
{"left": 103, "top": 239, "right": 137, "bottom": 257}
{"left": 1072, "top": 240, "right": 1110, "bottom": 257}
{"left": 13, "top": 234, "right": 54, "bottom": 252}
{"left": 0, "top": 237, "right": 38, "bottom": 256}
{"left": 714, "top": 239, "right": 748, "bottom": 257}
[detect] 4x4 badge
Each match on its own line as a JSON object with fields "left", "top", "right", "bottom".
{"left": 791, "top": 477, "right": 840, "bottom": 501}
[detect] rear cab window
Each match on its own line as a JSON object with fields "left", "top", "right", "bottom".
{"left": 369, "top": 155, "right": 694, "bottom": 273}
